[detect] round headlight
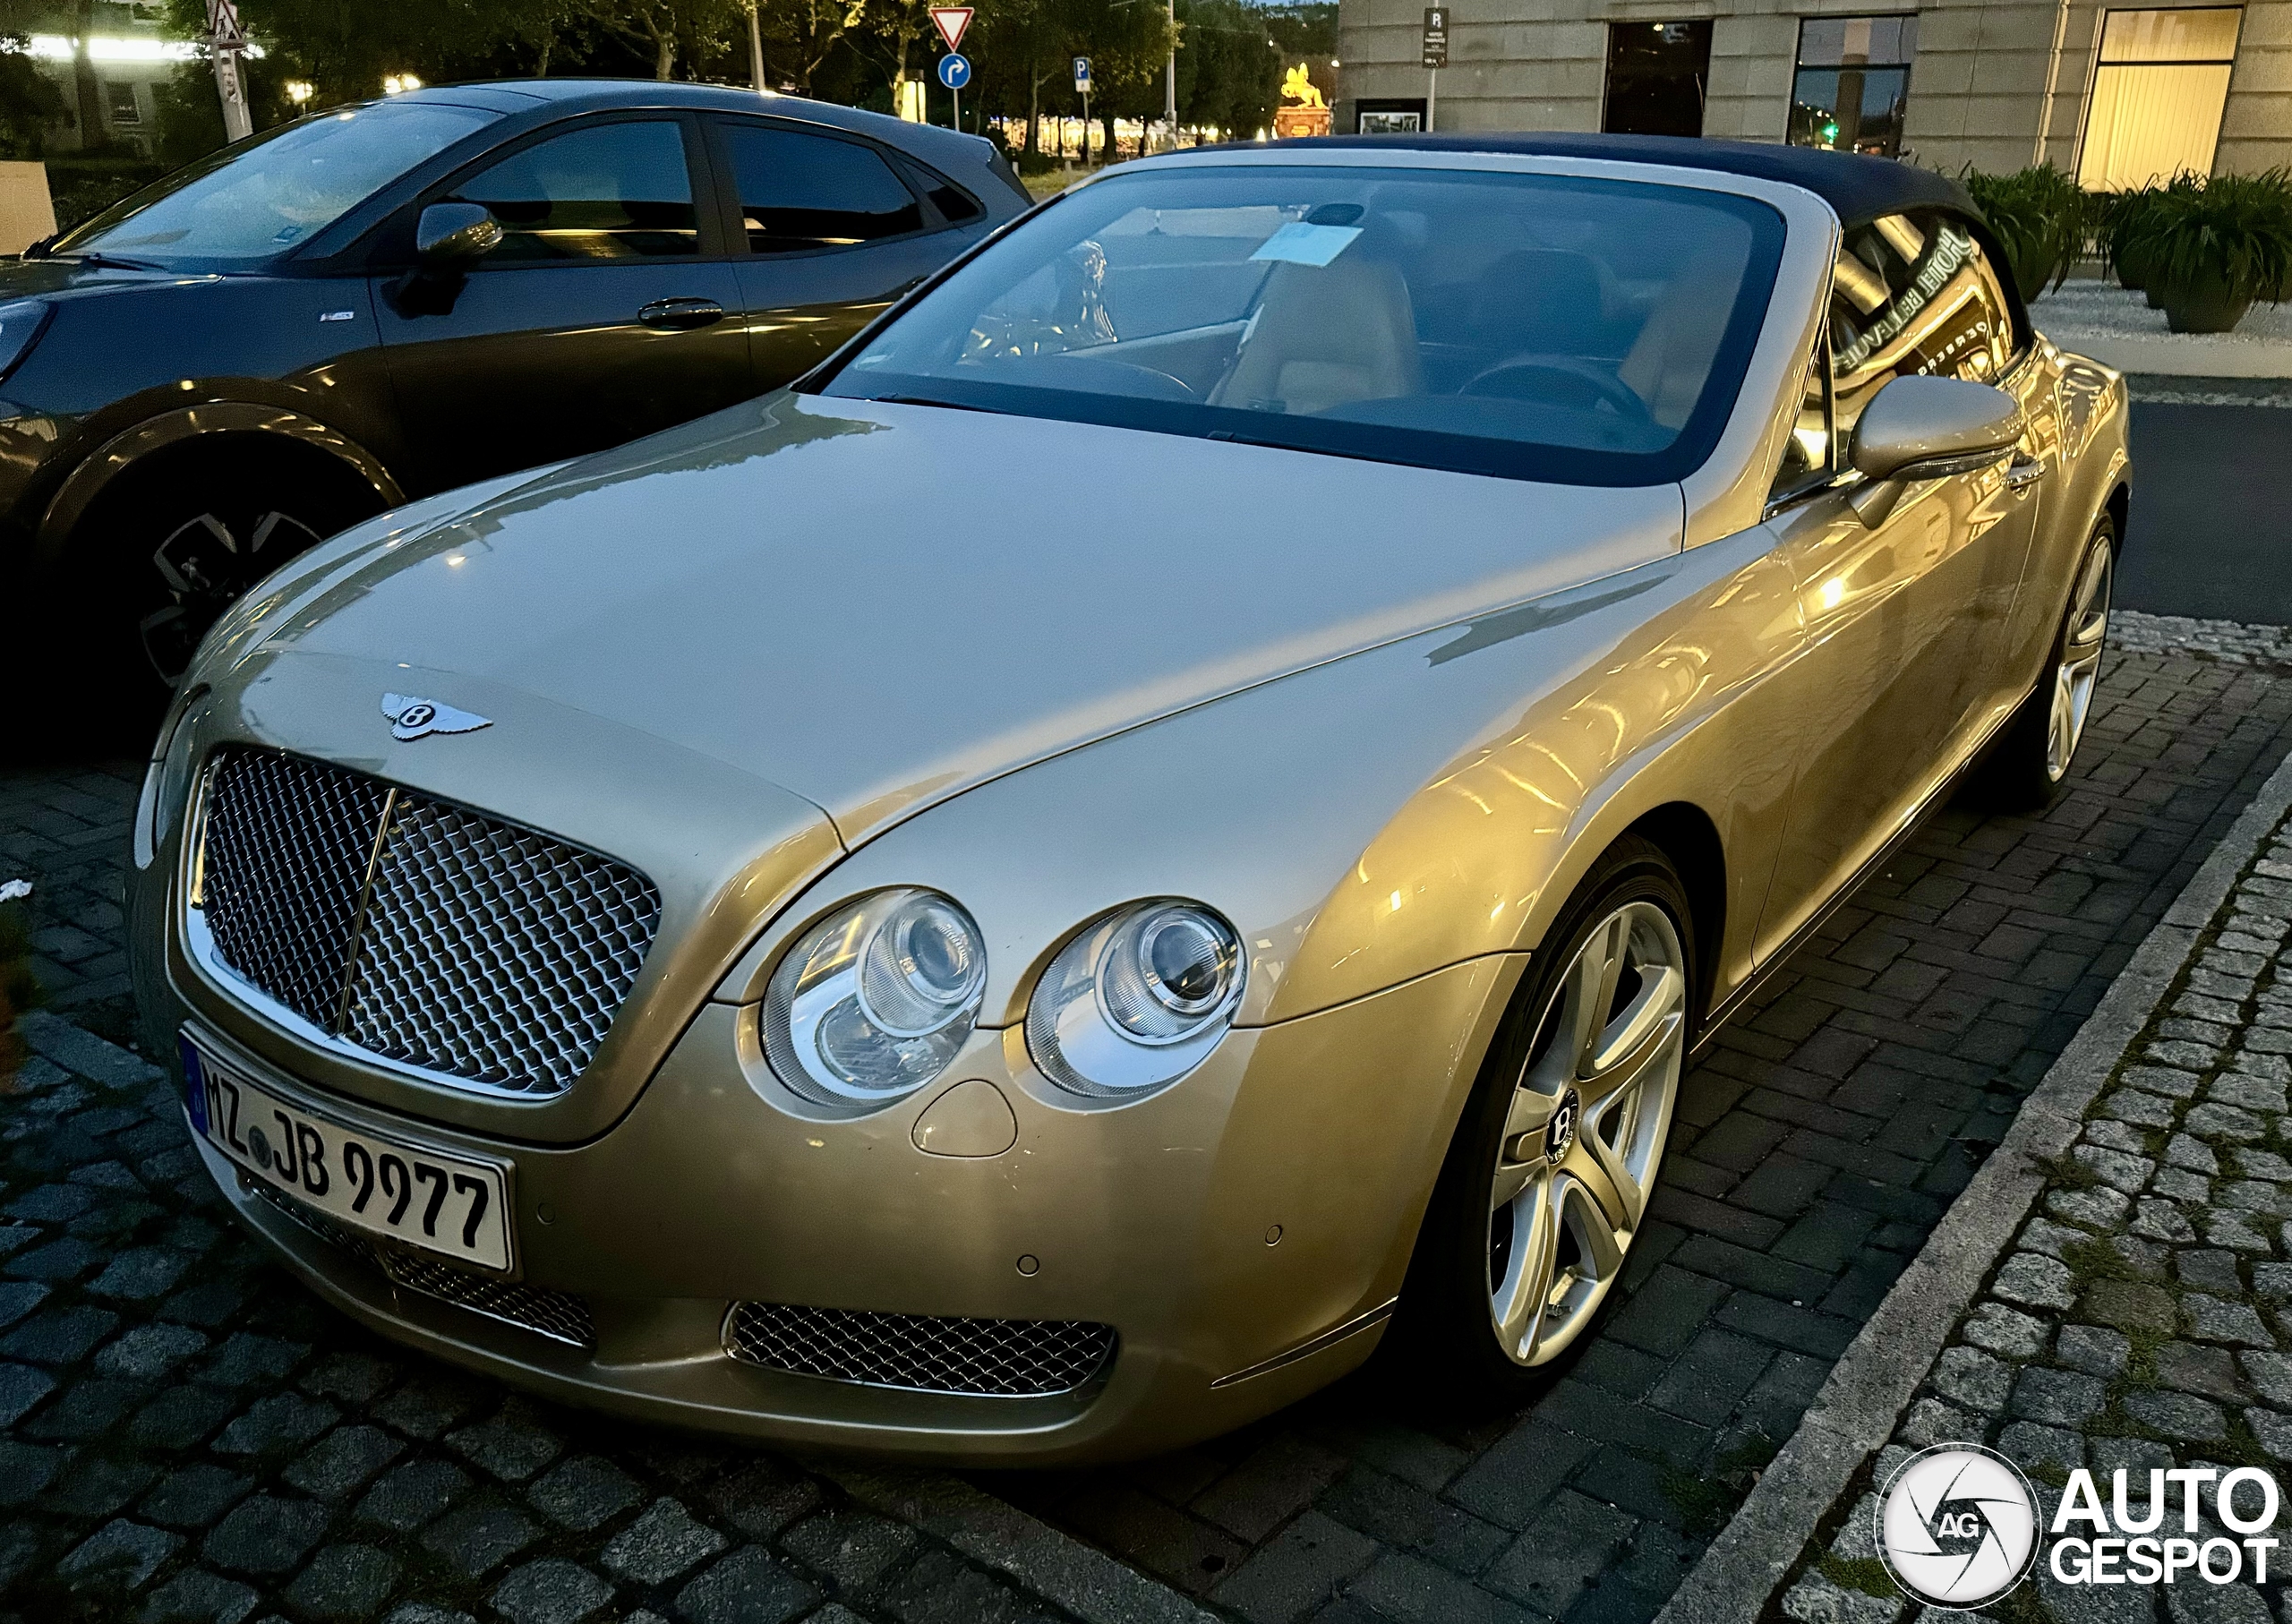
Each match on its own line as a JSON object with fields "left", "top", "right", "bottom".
{"left": 1027, "top": 901, "right": 1244, "bottom": 1098}
{"left": 764, "top": 889, "right": 987, "bottom": 1107}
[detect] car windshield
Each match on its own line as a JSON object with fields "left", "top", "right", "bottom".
{"left": 56, "top": 99, "right": 500, "bottom": 267}
{"left": 819, "top": 163, "right": 1785, "bottom": 485}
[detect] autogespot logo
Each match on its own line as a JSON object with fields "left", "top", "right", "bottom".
{"left": 1875, "top": 1445, "right": 2041, "bottom": 1608}
{"left": 1874, "top": 1444, "right": 2285, "bottom": 1606}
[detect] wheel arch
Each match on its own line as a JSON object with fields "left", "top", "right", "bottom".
{"left": 37, "top": 405, "right": 403, "bottom": 572}
{"left": 1621, "top": 800, "right": 1726, "bottom": 1032}
{"left": 2104, "top": 479, "right": 2129, "bottom": 556}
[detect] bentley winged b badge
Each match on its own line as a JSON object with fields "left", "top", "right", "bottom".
{"left": 382, "top": 693, "right": 492, "bottom": 742}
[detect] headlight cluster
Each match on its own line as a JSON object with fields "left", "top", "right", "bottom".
{"left": 762, "top": 892, "right": 1243, "bottom": 1108}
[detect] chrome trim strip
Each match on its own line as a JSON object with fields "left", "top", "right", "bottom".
{"left": 1209, "top": 1297, "right": 1398, "bottom": 1389}
{"left": 332, "top": 786, "right": 398, "bottom": 1032}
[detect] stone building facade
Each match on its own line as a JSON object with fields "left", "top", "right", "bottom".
{"left": 1336, "top": 0, "right": 2292, "bottom": 181}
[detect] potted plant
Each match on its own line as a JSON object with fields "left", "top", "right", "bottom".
{"left": 2116, "top": 169, "right": 2292, "bottom": 333}
{"left": 1963, "top": 163, "right": 2090, "bottom": 303}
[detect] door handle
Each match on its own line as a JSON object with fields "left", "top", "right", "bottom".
{"left": 2004, "top": 454, "right": 2046, "bottom": 494}
{"left": 638, "top": 296, "right": 727, "bottom": 330}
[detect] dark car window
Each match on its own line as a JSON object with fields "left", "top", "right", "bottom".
{"left": 818, "top": 164, "right": 1784, "bottom": 489}
{"left": 56, "top": 99, "right": 500, "bottom": 268}
{"left": 722, "top": 124, "right": 924, "bottom": 253}
{"left": 447, "top": 120, "right": 700, "bottom": 262}
{"left": 1829, "top": 211, "right": 2014, "bottom": 457}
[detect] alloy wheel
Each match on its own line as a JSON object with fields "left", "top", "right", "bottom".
{"left": 2045, "top": 539, "right": 2113, "bottom": 782}
{"left": 1487, "top": 900, "right": 1686, "bottom": 1366}
{"left": 140, "top": 508, "right": 323, "bottom": 684}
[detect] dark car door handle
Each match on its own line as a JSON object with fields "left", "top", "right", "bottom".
{"left": 2004, "top": 454, "right": 2046, "bottom": 494}
{"left": 638, "top": 297, "right": 727, "bottom": 330}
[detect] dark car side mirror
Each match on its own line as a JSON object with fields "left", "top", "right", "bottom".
{"left": 1846, "top": 374, "right": 2024, "bottom": 526}
{"left": 415, "top": 202, "right": 503, "bottom": 267}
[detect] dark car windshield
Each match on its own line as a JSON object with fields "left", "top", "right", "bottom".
{"left": 55, "top": 99, "right": 500, "bottom": 268}
{"left": 818, "top": 163, "right": 1785, "bottom": 486}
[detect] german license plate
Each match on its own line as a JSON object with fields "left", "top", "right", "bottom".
{"left": 181, "top": 1032, "right": 513, "bottom": 1273}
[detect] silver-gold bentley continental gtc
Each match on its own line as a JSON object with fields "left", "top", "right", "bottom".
{"left": 129, "top": 133, "right": 2129, "bottom": 1464}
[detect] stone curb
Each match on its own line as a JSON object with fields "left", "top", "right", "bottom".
{"left": 817, "top": 1464, "right": 1221, "bottom": 1624}
{"left": 1655, "top": 741, "right": 2292, "bottom": 1624}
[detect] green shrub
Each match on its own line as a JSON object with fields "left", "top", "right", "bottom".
{"left": 2114, "top": 168, "right": 2292, "bottom": 332}
{"left": 44, "top": 155, "right": 169, "bottom": 234}
{"left": 1963, "top": 163, "right": 2091, "bottom": 303}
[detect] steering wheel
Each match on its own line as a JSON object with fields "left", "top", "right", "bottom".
{"left": 1463, "top": 354, "right": 1653, "bottom": 426}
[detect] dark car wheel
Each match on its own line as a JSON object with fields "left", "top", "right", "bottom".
{"left": 1969, "top": 515, "right": 2116, "bottom": 811}
{"left": 84, "top": 445, "right": 387, "bottom": 697}
{"left": 1389, "top": 834, "right": 1696, "bottom": 1406}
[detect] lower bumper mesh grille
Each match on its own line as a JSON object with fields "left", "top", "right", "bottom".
{"left": 723, "top": 1301, "right": 1115, "bottom": 1396}
{"left": 248, "top": 1178, "right": 595, "bottom": 1348}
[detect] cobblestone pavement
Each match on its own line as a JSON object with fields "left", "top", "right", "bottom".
{"left": 3, "top": 643, "right": 2292, "bottom": 1624}
{"left": 2114, "top": 614, "right": 2292, "bottom": 672}
{"left": 1775, "top": 802, "right": 2292, "bottom": 1624}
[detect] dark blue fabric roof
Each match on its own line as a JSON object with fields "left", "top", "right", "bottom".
{"left": 1263, "top": 132, "right": 1979, "bottom": 228}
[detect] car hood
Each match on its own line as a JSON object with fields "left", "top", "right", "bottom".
{"left": 247, "top": 392, "right": 1685, "bottom": 843}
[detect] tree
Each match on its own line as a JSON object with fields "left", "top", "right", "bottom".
{"left": 0, "top": 36, "right": 62, "bottom": 158}
{"left": 1174, "top": 0, "right": 1276, "bottom": 139}
{"left": 755, "top": 0, "right": 864, "bottom": 93}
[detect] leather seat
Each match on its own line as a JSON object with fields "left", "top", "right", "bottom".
{"left": 1213, "top": 257, "right": 1423, "bottom": 416}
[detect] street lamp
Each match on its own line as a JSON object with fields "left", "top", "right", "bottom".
{"left": 285, "top": 80, "right": 312, "bottom": 106}
{"left": 381, "top": 73, "right": 422, "bottom": 95}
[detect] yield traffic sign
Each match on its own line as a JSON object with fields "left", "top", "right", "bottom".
{"left": 929, "top": 6, "right": 973, "bottom": 51}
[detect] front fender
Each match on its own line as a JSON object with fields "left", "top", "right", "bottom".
{"left": 35, "top": 400, "right": 404, "bottom": 569}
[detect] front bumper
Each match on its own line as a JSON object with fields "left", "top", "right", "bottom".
{"left": 151, "top": 953, "right": 1517, "bottom": 1465}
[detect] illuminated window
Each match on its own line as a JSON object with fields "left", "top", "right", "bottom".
{"left": 1789, "top": 16, "right": 1918, "bottom": 158}
{"left": 2077, "top": 8, "right": 2242, "bottom": 190}
{"left": 105, "top": 80, "right": 141, "bottom": 126}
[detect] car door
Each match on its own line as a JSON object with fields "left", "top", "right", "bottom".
{"left": 374, "top": 112, "right": 749, "bottom": 493}
{"left": 706, "top": 115, "right": 992, "bottom": 389}
{"left": 1753, "top": 212, "right": 2043, "bottom": 962}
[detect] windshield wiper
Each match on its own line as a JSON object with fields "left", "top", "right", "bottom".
{"left": 59, "top": 252, "right": 163, "bottom": 271}
{"left": 870, "top": 393, "right": 1004, "bottom": 415}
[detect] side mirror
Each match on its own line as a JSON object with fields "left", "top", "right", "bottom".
{"left": 1846, "top": 374, "right": 2023, "bottom": 525}
{"left": 415, "top": 202, "right": 502, "bottom": 267}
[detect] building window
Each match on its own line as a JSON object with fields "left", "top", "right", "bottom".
{"left": 1789, "top": 16, "right": 1917, "bottom": 157}
{"left": 105, "top": 81, "right": 141, "bottom": 127}
{"left": 1603, "top": 21, "right": 1713, "bottom": 137}
{"left": 2077, "top": 7, "right": 2242, "bottom": 189}
{"left": 1355, "top": 99, "right": 1427, "bottom": 133}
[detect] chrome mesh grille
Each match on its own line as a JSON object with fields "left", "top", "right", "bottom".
{"left": 195, "top": 748, "right": 661, "bottom": 1097}
{"left": 199, "top": 751, "right": 392, "bottom": 1029}
{"left": 249, "top": 1178, "right": 595, "bottom": 1348}
{"left": 723, "top": 1302, "right": 1116, "bottom": 1397}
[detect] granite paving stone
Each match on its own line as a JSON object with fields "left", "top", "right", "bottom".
{"left": 7, "top": 623, "right": 2292, "bottom": 1623}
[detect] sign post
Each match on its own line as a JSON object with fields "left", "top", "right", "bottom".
{"left": 1421, "top": 6, "right": 1448, "bottom": 132}
{"left": 930, "top": 7, "right": 974, "bottom": 130}
{"left": 205, "top": 0, "right": 252, "bottom": 142}
{"left": 1073, "top": 56, "right": 1091, "bottom": 165}
{"left": 936, "top": 50, "right": 971, "bottom": 131}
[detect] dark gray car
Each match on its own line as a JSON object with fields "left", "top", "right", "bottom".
{"left": 0, "top": 80, "right": 1027, "bottom": 702}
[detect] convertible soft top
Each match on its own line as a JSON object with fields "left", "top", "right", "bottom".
{"left": 1269, "top": 133, "right": 1980, "bottom": 232}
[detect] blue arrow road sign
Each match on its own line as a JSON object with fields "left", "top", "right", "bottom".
{"left": 937, "top": 52, "right": 971, "bottom": 90}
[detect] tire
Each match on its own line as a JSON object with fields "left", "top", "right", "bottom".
{"left": 66, "top": 443, "right": 386, "bottom": 722}
{"left": 1969, "top": 515, "right": 2116, "bottom": 811}
{"left": 1386, "top": 834, "right": 1697, "bottom": 1407}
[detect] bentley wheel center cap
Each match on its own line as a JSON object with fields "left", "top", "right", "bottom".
{"left": 1545, "top": 1089, "right": 1580, "bottom": 1164}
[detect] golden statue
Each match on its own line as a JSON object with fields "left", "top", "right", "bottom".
{"left": 1281, "top": 64, "right": 1328, "bottom": 109}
